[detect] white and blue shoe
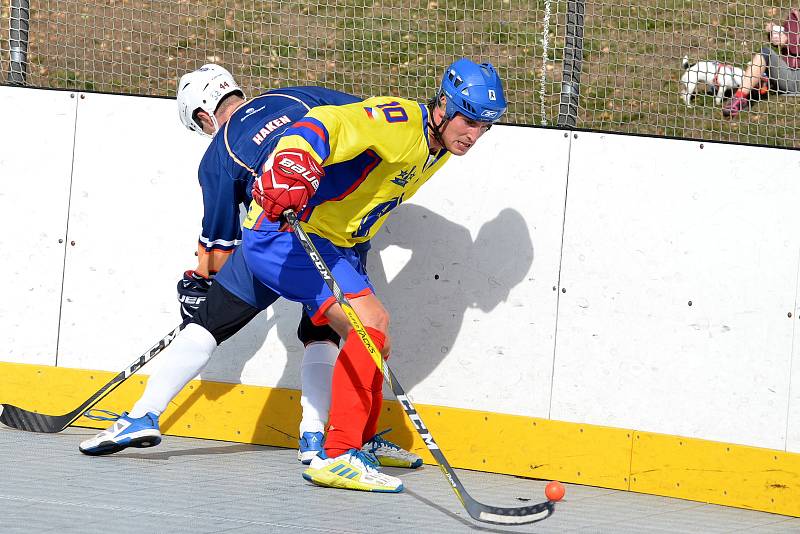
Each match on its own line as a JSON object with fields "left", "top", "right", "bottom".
{"left": 362, "top": 429, "right": 423, "bottom": 469}
{"left": 298, "top": 431, "right": 324, "bottom": 465}
{"left": 79, "top": 410, "right": 161, "bottom": 456}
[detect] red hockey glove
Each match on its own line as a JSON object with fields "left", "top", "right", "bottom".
{"left": 252, "top": 149, "right": 323, "bottom": 222}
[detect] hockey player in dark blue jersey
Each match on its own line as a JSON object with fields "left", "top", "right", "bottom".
{"left": 175, "top": 64, "right": 363, "bottom": 285}
{"left": 80, "top": 64, "right": 367, "bottom": 462}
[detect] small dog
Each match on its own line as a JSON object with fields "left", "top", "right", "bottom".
{"left": 679, "top": 55, "right": 744, "bottom": 107}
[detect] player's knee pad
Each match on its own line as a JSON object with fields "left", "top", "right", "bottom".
{"left": 297, "top": 312, "right": 340, "bottom": 346}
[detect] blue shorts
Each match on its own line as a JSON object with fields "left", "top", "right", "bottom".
{"left": 238, "top": 227, "right": 373, "bottom": 325}
{"left": 213, "top": 245, "right": 281, "bottom": 311}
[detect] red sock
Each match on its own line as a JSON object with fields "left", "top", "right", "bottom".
{"left": 734, "top": 89, "right": 747, "bottom": 98}
{"left": 362, "top": 363, "right": 384, "bottom": 444}
{"left": 324, "top": 327, "right": 385, "bottom": 458}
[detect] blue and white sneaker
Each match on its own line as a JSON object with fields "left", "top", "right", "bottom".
{"left": 298, "top": 431, "right": 324, "bottom": 465}
{"left": 362, "top": 429, "right": 423, "bottom": 469}
{"left": 79, "top": 410, "right": 161, "bottom": 456}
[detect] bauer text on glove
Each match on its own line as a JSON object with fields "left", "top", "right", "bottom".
{"left": 252, "top": 149, "right": 323, "bottom": 222}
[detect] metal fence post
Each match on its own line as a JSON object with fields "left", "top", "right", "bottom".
{"left": 8, "top": 0, "right": 30, "bottom": 85}
{"left": 557, "top": 0, "right": 585, "bottom": 128}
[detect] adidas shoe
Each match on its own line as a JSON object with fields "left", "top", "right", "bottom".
{"left": 302, "top": 449, "right": 403, "bottom": 493}
{"left": 79, "top": 410, "right": 161, "bottom": 456}
{"left": 362, "top": 429, "right": 422, "bottom": 469}
{"left": 298, "top": 431, "right": 324, "bottom": 465}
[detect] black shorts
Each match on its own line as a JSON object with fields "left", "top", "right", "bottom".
{"left": 297, "top": 311, "right": 341, "bottom": 346}
{"left": 190, "top": 280, "right": 261, "bottom": 345}
{"left": 191, "top": 280, "right": 340, "bottom": 346}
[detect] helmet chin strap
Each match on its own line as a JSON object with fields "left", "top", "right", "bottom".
{"left": 201, "top": 93, "right": 244, "bottom": 138}
{"left": 427, "top": 97, "right": 450, "bottom": 148}
{"left": 196, "top": 112, "right": 220, "bottom": 138}
{"left": 209, "top": 114, "right": 221, "bottom": 137}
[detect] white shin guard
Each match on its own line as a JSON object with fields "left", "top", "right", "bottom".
{"left": 299, "top": 341, "right": 339, "bottom": 435}
{"left": 129, "top": 323, "right": 218, "bottom": 418}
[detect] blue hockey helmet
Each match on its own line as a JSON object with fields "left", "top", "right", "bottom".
{"left": 438, "top": 58, "right": 507, "bottom": 122}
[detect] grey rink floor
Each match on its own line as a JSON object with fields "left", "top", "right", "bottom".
{"left": 1, "top": 427, "right": 799, "bottom": 534}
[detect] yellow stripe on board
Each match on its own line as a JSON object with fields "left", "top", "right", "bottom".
{"left": 631, "top": 431, "right": 800, "bottom": 515}
{"left": 0, "top": 361, "right": 798, "bottom": 517}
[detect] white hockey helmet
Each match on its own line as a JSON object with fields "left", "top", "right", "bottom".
{"left": 177, "top": 64, "right": 244, "bottom": 136}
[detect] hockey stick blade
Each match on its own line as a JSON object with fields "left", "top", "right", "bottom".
{"left": 0, "top": 403, "right": 74, "bottom": 433}
{"left": 0, "top": 322, "right": 187, "bottom": 433}
{"left": 393, "top": 371, "right": 554, "bottom": 525}
{"left": 467, "top": 497, "right": 553, "bottom": 525}
{"left": 284, "top": 210, "right": 555, "bottom": 525}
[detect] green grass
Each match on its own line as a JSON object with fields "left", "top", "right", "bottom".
{"left": 6, "top": 0, "right": 797, "bottom": 147}
{"left": 51, "top": 70, "right": 96, "bottom": 92}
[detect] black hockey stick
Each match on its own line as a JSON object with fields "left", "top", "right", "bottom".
{"left": 284, "top": 210, "right": 554, "bottom": 525}
{"left": 0, "top": 321, "right": 187, "bottom": 433}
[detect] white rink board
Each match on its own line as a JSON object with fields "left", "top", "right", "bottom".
{"left": 3, "top": 87, "right": 800, "bottom": 453}
{"left": 55, "top": 92, "right": 210, "bottom": 373}
{"left": 554, "top": 131, "right": 800, "bottom": 450}
{"left": 0, "top": 87, "right": 76, "bottom": 365}
{"left": 371, "top": 126, "right": 568, "bottom": 417}
{"left": 52, "top": 92, "right": 323, "bottom": 389}
{"left": 55, "top": 93, "right": 307, "bottom": 389}
{"left": 790, "top": 274, "right": 800, "bottom": 453}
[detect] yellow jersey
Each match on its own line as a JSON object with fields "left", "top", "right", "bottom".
{"left": 243, "top": 96, "right": 450, "bottom": 247}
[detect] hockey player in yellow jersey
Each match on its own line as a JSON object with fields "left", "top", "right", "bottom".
{"left": 245, "top": 96, "right": 450, "bottom": 246}
{"left": 240, "top": 58, "right": 507, "bottom": 492}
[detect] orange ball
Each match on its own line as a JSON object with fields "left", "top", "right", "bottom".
{"left": 545, "top": 480, "right": 565, "bottom": 501}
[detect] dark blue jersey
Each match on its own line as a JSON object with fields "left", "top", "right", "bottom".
{"left": 194, "top": 87, "right": 360, "bottom": 275}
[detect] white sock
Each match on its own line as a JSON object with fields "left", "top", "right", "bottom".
{"left": 299, "top": 341, "right": 338, "bottom": 435}
{"left": 129, "top": 323, "right": 217, "bottom": 418}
